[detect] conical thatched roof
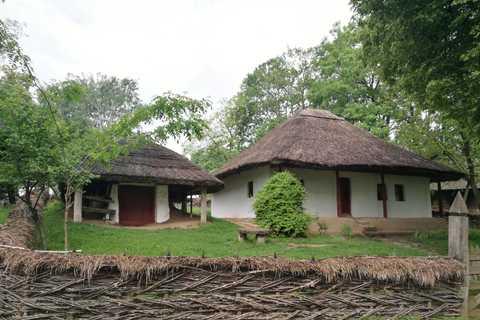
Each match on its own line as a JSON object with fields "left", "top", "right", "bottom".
{"left": 214, "top": 109, "right": 463, "bottom": 182}
{"left": 91, "top": 141, "right": 224, "bottom": 193}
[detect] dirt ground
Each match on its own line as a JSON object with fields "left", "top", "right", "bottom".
{"left": 82, "top": 210, "right": 212, "bottom": 230}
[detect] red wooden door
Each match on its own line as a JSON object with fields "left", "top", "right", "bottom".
{"left": 118, "top": 186, "right": 155, "bottom": 226}
{"left": 339, "top": 178, "right": 351, "bottom": 216}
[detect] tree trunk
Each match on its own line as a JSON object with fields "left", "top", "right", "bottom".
{"left": 461, "top": 131, "right": 480, "bottom": 209}
{"left": 64, "top": 185, "right": 72, "bottom": 252}
{"left": 6, "top": 185, "right": 16, "bottom": 204}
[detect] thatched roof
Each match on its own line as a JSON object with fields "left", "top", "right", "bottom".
{"left": 214, "top": 109, "right": 463, "bottom": 182}
{"left": 91, "top": 141, "right": 224, "bottom": 193}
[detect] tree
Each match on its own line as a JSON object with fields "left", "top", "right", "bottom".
{"left": 308, "top": 22, "right": 397, "bottom": 140}
{"left": 1, "top": 8, "right": 210, "bottom": 251}
{"left": 351, "top": 0, "right": 480, "bottom": 206}
{"left": 234, "top": 47, "right": 318, "bottom": 146}
{"left": 47, "top": 73, "right": 142, "bottom": 130}
{"left": 0, "top": 68, "right": 61, "bottom": 249}
{"left": 183, "top": 96, "right": 242, "bottom": 171}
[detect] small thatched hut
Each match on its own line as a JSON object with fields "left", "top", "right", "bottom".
{"left": 73, "top": 141, "right": 224, "bottom": 225}
{"left": 212, "top": 109, "right": 463, "bottom": 220}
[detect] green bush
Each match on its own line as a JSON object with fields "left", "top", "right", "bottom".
{"left": 317, "top": 218, "right": 329, "bottom": 234}
{"left": 252, "top": 171, "right": 311, "bottom": 238}
{"left": 340, "top": 223, "right": 353, "bottom": 239}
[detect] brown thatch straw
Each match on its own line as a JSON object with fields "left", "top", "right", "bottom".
{"left": 213, "top": 109, "right": 463, "bottom": 182}
{"left": 91, "top": 139, "right": 224, "bottom": 193}
{"left": 0, "top": 248, "right": 463, "bottom": 287}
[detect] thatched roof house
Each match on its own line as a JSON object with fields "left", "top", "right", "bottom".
{"left": 214, "top": 109, "right": 461, "bottom": 181}
{"left": 74, "top": 141, "right": 223, "bottom": 226}
{"left": 91, "top": 142, "right": 224, "bottom": 193}
{"left": 212, "top": 109, "right": 463, "bottom": 221}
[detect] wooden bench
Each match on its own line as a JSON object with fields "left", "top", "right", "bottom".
{"left": 237, "top": 228, "right": 273, "bottom": 243}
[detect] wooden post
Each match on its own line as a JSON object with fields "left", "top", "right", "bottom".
{"left": 73, "top": 185, "right": 83, "bottom": 223}
{"left": 181, "top": 195, "right": 187, "bottom": 214}
{"left": 336, "top": 170, "right": 342, "bottom": 217}
{"left": 437, "top": 181, "right": 444, "bottom": 218}
{"left": 190, "top": 193, "right": 193, "bottom": 218}
{"left": 381, "top": 174, "right": 387, "bottom": 219}
{"left": 200, "top": 186, "right": 207, "bottom": 225}
{"left": 448, "top": 191, "right": 469, "bottom": 318}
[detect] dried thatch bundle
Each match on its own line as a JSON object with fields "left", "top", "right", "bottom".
{"left": 213, "top": 109, "right": 463, "bottom": 182}
{"left": 0, "top": 248, "right": 463, "bottom": 287}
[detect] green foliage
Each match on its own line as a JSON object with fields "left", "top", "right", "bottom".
{"left": 234, "top": 47, "right": 317, "bottom": 146}
{"left": 0, "top": 69, "right": 62, "bottom": 211}
{"left": 308, "top": 22, "right": 397, "bottom": 140}
{"left": 316, "top": 218, "right": 329, "bottom": 234}
{"left": 252, "top": 171, "right": 311, "bottom": 238}
{"left": 45, "top": 73, "right": 142, "bottom": 130}
{"left": 0, "top": 204, "right": 15, "bottom": 225}
{"left": 183, "top": 97, "right": 241, "bottom": 172}
{"left": 340, "top": 223, "right": 354, "bottom": 239}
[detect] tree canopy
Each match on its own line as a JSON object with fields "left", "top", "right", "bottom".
{"left": 351, "top": 0, "right": 480, "bottom": 132}
{"left": 45, "top": 73, "right": 142, "bottom": 130}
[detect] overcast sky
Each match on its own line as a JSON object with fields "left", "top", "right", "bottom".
{"left": 1, "top": 0, "right": 353, "bottom": 153}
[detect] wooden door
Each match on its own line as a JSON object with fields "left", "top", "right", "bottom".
{"left": 340, "top": 178, "right": 351, "bottom": 216}
{"left": 118, "top": 186, "right": 155, "bottom": 226}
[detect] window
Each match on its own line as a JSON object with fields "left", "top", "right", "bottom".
{"left": 395, "top": 184, "right": 405, "bottom": 201}
{"left": 377, "top": 184, "right": 387, "bottom": 201}
{"left": 248, "top": 181, "right": 253, "bottom": 198}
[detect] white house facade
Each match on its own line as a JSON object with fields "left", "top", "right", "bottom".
{"left": 212, "top": 109, "right": 463, "bottom": 220}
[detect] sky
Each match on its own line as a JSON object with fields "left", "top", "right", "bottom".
{"left": 1, "top": 0, "right": 353, "bottom": 153}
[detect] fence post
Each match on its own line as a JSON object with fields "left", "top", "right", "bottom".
{"left": 448, "top": 191, "right": 469, "bottom": 318}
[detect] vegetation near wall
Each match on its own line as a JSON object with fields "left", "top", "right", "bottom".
{"left": 0, "top": 204, "right": 465, "bottom": 319}
{"left": 253, "top": 171, "right": 311, "bottom": 238}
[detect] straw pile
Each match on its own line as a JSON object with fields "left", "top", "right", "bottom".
{"left": 0, "top": 249, "right": 463, "bottom": 287}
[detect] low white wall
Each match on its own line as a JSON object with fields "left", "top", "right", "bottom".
{"left": 384, "top": 175, "right": 431, "bottom": 218}
{"left": 338, "top": 172, "right": 432, "bottom": 218}
{"left": 108, "top": 184, "right": 119, "bottom": 223}
{"left": 212, "top": 167, "right": 432, "bottom": 219}
{"left": 155, "top": 185, "right": 169, "bottom": 223}
{"left": 288, "top": 168, "right": 337, "bottom": 217}
{"left": 212, "top": 166, "right": 272, "bottom": 218}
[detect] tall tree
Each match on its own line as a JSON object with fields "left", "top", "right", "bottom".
{"left": 1, "top": 8, "right": 210, "bottom": 250}
{"left": 235, "top": 47, "right": 318, "bottom": 146}
{"left": 0, "top": 68, "right": 61, "bottom": 249}
{"left": 183, "top": 96, "right": 242, "bottom": 171}
{"left": 47, "top": 73, "right": 142, "bottom": 130}
{"left": 351, "top": 0, "right": 480, "bottom": 205}
{"left": 308, "top": 22, "right": 397, "bottom": 140}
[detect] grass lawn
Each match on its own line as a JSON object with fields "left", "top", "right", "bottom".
{"left": 32, "top": 201, "right": 435, "bottom": 259}
{"left": 407, "top": 228, "right": 480, "bottom": 256}
{"left": 0, "top": 204, "right": 15, "bottom": 224}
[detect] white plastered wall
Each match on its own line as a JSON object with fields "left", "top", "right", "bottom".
{"left": 287, "top": 168, "right": 337, "bottom": 217}
{"left": 108, "top": 184, "right": 119, "bottom": 223}
{"left": 211, "top": 166, "right": 272, "bottom": 218}
{"left": 108, "top": 183, "right": 170, "bottom": 223}
{"left": 212, "top": 166, "right": 432, "bottom": 219}
{"left": 155, "top": 185, "right": 169, "bottom": 223}
{"left": 338, "top": 172, "right": 432, "bottom": 218}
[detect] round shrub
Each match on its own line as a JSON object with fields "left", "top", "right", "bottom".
{"left": 252, "top": 171, "right": 310, "bottom": 238}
